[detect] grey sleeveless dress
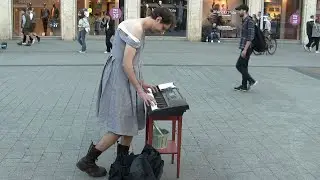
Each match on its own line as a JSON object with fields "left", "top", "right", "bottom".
{"left": 96, "top": 19, "right": 146, "bottom": 136}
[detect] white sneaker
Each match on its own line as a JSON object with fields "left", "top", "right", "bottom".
{"left": 79, "top": 51, "right": 86, "bottom": 53}
{"left": 104, "top": 51, "right": 109, "bottom": 54}
{"left": 316, "top": 51, "right": 319, "bottom": 53}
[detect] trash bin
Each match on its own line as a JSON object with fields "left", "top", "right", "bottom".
{"left": 152, "top": 124, "right": 169, "bottom": 149}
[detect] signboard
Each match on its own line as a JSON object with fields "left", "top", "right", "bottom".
{"left": 109, "top": 8, "right": 122, "bottom": 19}
{"left": 290, "top": 13, "right": 300, "bottom": 26}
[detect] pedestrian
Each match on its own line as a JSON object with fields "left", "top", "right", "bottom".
{"left": 77, "top": 9, "right": 90, "bottom": 53}
{"left": 101, "top": 12, "right": 115, "bottom": 53}
{"left": 311, "top": 17, "right": 320, "bottom": 53}
{"left": 305, "top": 15, "right": 315, "bottom": 51}
{"left": 234, "top": 4, "right": 258, "bottom": 92}
{"left": 76, "top": 7, "right": 174, "bottom": 177}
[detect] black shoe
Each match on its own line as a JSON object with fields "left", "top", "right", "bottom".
{"left": 249, "top": 80, "right": 258, "bottom": 88}
{"left": 36, "top": 36, "right": 40, "bottom": 42}
{"left": 234, "top": 85, "right": 248, "bottom": 92}
{"left": 76, "top": 142, "right": 107, "bottom": 177}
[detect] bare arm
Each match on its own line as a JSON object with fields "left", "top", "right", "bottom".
{"left": 122, "top": 25, "right": 144, "bottom": 93}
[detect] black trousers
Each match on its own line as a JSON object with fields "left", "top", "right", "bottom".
{"left": 236, "top": 48, "right": 255, "bottom": 87}
{"left": 306, "top": 35, "right": 313, "bottom": 47}
{"left": 42, "top": 18, "right": 48, "bottom": 35}
{"left": 311, "top": 37, "right": 320, "bottom": 51}
{"left": 105, "top": 30, "right": 114, "bottom": 52}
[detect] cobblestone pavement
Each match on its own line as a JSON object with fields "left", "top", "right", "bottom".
{"left": 0, "top": 40, "right": 320, "bottom": 180}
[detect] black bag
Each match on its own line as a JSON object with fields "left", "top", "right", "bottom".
{"left": 252, "top": 25, "right": 267, "bottom": 52}
{"left": 129, "top": 144, "right": 164, "bottom": 180}
{"left": 108, "top": 144, "right": 164, "bottom": 180}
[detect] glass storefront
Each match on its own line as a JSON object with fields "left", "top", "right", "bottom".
{"left": 13, "top": 0, "right": 61, "bottom": 37}
{"left": 77, "top": 0, "right": 124, "bottom": 36}
{"left": 140, "top": 0, "right": 187, "bottom": 36}
{"left": 202, "top": 0, "right": 246, "bottom": 40}
{"left": 263, "top": 0, "right": 303, "bottom": 40}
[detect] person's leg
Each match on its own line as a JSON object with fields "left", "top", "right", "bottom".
{"left": 77, "top": 31, "right": 82, "bottom": 46}
{"left": 42, "top": 19, "right": 47, "bottom": 35}
{"left": 244, "top": 48, "right": 256, "bottom": 86}
{"left": 315, "top": 37, "right": 320, "bottom": 52}
{"left": 76, "top": 132, "right": 120, "bottom": 177}
{"left": 81, "top": 30, "right": 87, "bottom": 52}
{"left": 106, "top": 32, "right": 112, "bottom": 52}
{"left": 306, "top": 35, "right": 313, "bottom": 48}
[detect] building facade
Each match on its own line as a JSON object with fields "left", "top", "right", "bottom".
{"left": 0, "top": 0, "right": 318, "bottom": 42}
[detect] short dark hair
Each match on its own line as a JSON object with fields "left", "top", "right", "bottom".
{"left": 235, "top": 4, "right": 249, "bottom": 12}
{"left": 150, "top": 7, "right": 175, "bottom": 25}
{"left": 311, "top": 15, "right": 314, "bottom": 18}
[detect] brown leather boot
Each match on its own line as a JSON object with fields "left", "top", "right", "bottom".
{"left": 76, "top": 142, "right": 107, "bottom": 177}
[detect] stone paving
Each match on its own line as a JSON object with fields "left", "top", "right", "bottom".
{"left": 0, "top": 40, "right": 320, "bottom": 180}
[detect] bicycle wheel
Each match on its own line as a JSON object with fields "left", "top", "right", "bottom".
{"left": 267, "top": 37, "right": 277, "bottom": 55}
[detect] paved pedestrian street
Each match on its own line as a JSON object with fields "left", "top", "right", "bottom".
{"left": 0, "top": 40, "right": 320, "bottom": 180}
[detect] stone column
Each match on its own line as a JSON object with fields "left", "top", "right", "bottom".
{"left": 125, "top": 0, "right": 140, "bottom": 20}
{"left": 0, "top": 0, "right": 12, "bottom": 40}
{"left": 301, "top": 0, "right": 317, "bottom": 43}
{"left": 61, "top": 0, "right": 77, "bottom": 40}
{"left": 187, "top": 0, "right": 203, "bottom": 41}
{"left": 248, "top": 0, "right": 262, "bottom": 16}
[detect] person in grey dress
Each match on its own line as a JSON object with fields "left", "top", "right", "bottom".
{"left": 76, "top": 7, "right": 175, "bottom": 177}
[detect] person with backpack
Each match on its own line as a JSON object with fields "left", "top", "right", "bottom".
{"left": 234, "top": 4, "right": 258, "bottom": 92}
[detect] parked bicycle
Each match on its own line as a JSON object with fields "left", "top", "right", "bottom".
{"left": 253, "top": 30, "right": 277, "bottom": 55}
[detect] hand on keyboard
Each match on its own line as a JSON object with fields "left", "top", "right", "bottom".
{"left": 138, "top": 91, "right": 156, "bottom": 106}
{"left": 142, "top": 83, "right": 158, "bottom": 93}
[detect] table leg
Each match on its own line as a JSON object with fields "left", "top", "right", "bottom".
{"left": 147, "top": 117, "right": 153, "bottom": 145}
{"left": 177, "top": 116, "right": 182, "bottom": 179}
{"left": 171, "top": 118, "right": 176, "bottom": 164}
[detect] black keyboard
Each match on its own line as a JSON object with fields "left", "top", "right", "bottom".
{"left": 146, "top": 83, "right": 190, "bottom": 116}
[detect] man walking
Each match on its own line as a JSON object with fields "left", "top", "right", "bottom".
{"left": 305, "top": 15, "right": 315, "bottom": 51}
{"left": 234, "top": 4, "right": 257, "bottom": 91}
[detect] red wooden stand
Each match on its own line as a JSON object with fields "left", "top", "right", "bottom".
{"left": 145, "top": 115, "right": 183, "bottom": 179}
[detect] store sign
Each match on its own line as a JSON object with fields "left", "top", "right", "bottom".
{"left": 109, "top": 8, "right": 122, "bottom": 19}
{"left": 290, "top": 13, "right": 300, "bottom": 26}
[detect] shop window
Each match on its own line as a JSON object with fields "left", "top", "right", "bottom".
{"left": 141, "top": 0, "right": 187, "bottom": 37}
{"left": 202, "top": 0, "right": 245, "bottom": 41}
{"left": 13, "top": 0, "right": 61, "bottom": 37}
{"left": 77, "top": 0, "right": 124, "bottom": 36}
{"left": 263, "top": 0, "right": 303, "bottom": 40}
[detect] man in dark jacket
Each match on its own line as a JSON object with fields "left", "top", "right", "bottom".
{"left": 305, "top": 15, "right": 315, "bottom": 51}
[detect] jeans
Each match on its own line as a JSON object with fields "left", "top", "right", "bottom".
{"left": 78, "top": 30, "right": 87, "bottom": 52}
{"left": 236, "top": 48, "right": 255, "bottom": 87}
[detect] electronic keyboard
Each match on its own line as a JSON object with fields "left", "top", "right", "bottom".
{"left": 146, "top": 82, "right": 189, "bottom": 116}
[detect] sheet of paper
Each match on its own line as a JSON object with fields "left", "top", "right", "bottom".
{"left": 158, "top": 82, "right": 176, "bottom": 90}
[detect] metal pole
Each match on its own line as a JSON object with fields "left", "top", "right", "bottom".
{"left": 260, "top": 0, "right": 264, "bottom": 30}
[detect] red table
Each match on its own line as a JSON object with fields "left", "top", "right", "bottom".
{"left": 145, "top": 115, "right": 183, "bottom": 178}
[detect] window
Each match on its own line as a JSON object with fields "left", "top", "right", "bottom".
{"left": 264, "top": 0, "right": 303, "bottom": 40}
{"left": 202, "top": 0, "right": 245, "bottom": 41}
{"left": 140, "top": 0, "right": 187, "bottom": 36}
{"left": 13, "top": 0, "right": 61, "bottom": 37}
{"left": 77, "top": 0, "right": 124, "bottom": 36}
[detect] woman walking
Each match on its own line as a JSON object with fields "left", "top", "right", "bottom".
{"left": 77, "top": 9, "right": 90, "bottom": 53}
{"left": 76, "top": 7, "right": 174, "bottom": 177}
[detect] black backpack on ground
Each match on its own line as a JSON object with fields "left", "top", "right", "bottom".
{"left": 108, "top": 144, "right": 164, "bottom": 180}
{"left": 252, "top": 24, "right": 267, "bottom": 52}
